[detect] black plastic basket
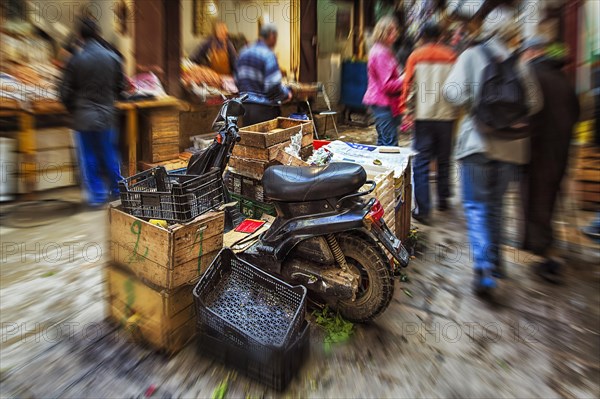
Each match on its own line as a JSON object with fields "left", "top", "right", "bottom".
{"left": 118, "top": 167, "right": 224, "bottom": 223}
{"left": 197, "top": 321, "right": 310, "bottom": 391}
{"left": 193, "top": 248, "right": 307, "bottom": 351}
{"left": 225, "top": 172, "right": 265, "bottom": 202}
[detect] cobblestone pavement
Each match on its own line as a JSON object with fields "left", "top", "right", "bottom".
{"left": 1, "top": 126, "right": 599, "bottom": 398}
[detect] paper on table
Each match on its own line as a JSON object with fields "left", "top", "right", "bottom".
{"left": 324, "top": 141, "right": 415, "bottom": 178}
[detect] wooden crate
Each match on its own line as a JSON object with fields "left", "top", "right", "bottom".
{"left": 239, "top": 118, "right": 312, "bottom": 148}
{"left": 229, "top": 145, "right": 313, "bottom": 180}
{"left": 138, "top": 154, "right": 191, "bottom": 172}
{"left": 109, "top": 205, "right": 224, "bottom": 290}
{"left": 232, "top": 132, "right": 312, "bottom": 161}
{"left": 273, "top": 148, "right": 309, "bottom": 167}
{"left": 573, "top": 144, "right": 600, "bottom": 210}
{"left": 141, "top": 110, "right": 180, "bottom": 163}
{"left": 395, "top": 158, "right": 413, "bottom": 242}
{"left": 105, "top": 263, "right": 196, "bottom": 353}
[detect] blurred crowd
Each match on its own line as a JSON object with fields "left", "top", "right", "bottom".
{"left": 363, "top": 7, "right": 595, "bottom": 295}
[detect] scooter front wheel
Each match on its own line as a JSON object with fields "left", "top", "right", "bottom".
{"left": 335, "top": 231, "right": 395, "bottom": 323}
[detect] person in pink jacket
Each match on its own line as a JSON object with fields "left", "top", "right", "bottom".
{"left": 363, "top": 16, "right": 404, "bottom": 146}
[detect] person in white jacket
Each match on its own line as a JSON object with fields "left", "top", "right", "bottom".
{"left": 443, "top": 10, "right": 543, "bottom": 295}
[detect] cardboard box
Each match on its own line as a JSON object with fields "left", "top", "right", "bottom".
{"left": 105, "top": 263, "right": 197, "bottom": 353}
{"left": 109, "top": 205, "right": 224, "bottom": 290}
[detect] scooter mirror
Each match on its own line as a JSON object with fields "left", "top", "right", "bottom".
{"left": 226, "top": 100, "right": 246, "bottom": 117}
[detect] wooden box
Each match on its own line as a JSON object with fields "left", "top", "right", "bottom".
{"left": 232, "top": 134, "right": 313, "bottom": 161}
{"left": 574, "top": 144, "right": 600, "bottom": 210}
{"left": 363, "top": 166, "right": 395, "bottom": 235}
{"left": 141, "top": 110, "right": 180, "bottom": 163}
{"left": 229, "top": 145, "right": 313, "bottom": 180}
{"left": 395, "top": 158, "right": 413, "bottom": 242}
{"left": 238, "top": 118, "right": 312, "bottom": 148}
{"left": 109, "top": 205, "right": 224, "bottom": 290}
{"left": 105, "top": 263, "right": 196, "bottom": 353}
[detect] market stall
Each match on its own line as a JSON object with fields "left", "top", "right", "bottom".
{"left": 0, "top": 95, "right": 184, "bottom": 195}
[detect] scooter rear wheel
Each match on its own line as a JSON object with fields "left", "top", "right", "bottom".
{"left": 335, "top": 231, "right": 395, "bottom": 323}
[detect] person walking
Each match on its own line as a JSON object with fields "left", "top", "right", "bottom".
{"left": 190, "top": 21, "right": 238, "bottom": 76}
{"left": 363, "top": 16, "right": 403, "bottom": 147}
{"left": 443, "top": 12, "right": 543, "bottom": 295}
{"left": 60, "top": 17, "right": 126, "bottom": 207}
{"left": 520, "top": 37, "right": 580, "bottom": 283}
{"left": 401, "top": 22, "right": 458, "bottom": 224}
{"left": 235, "top": 23, "right": 292, "bottom": 126}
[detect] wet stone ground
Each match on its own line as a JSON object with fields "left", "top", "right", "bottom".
{"left": 1, "top": 126, "right": 599, "bottom": 398}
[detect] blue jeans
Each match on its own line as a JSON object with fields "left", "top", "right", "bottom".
{"left": 75, "top": 129, "right": 123, "bottom": 206}
{"left": 413, "top": 120, "right": 453, "bottom": 216}
{"left": 371, "top": 106, "right": 400, "bottom": 146}
{"left": 461, "top": 153, "right": 517, "bottom": 272}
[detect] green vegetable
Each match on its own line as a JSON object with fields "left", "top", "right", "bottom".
{"left": 212, "top": 378, "right": 229, "bottom": 399}
{"left": 41, "top": 271, "right": 56, "bottom": 278}
{"left": 312, "top": 306, "right": 354, "bottom": 352}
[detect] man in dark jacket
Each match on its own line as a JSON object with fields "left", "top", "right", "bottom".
{"left": 520, "top": 37, "right": 580, "bottom": 283}
{"left": 60, "top": 18, "right": 126, "bottom": 207}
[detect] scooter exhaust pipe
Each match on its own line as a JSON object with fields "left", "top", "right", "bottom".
{"left": 282, "top": 259, "right": 359, "bottom": 301}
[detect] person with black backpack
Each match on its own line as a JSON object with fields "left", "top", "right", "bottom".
{"left": 443, "top": 10, "right": 543, "bottom": 296}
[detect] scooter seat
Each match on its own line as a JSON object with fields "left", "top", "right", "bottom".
{"left": 262, "top": 162, "right": 367, "bottom": 202}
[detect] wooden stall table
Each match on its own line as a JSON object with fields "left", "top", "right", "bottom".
{"left": 1, "top": 96, "right": 183, "bottom": 196}
{"left": 0, "top": 100, "right": 70, "bottom": 197}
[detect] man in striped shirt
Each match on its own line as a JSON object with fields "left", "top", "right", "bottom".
{"left": 235, "top": 23, "right": 292, "bottom": 126}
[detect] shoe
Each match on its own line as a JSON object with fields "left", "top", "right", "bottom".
{"left": 535, "top": 259, "right": 562, "bottom": 285}
{"left": 412, "top": 211, "right": 430, "bottom": 225}
{"left": 473, "top": 268, "right": 497, "bottom": 296}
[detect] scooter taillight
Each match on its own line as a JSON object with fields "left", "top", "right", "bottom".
{"left": 366, "top": 199, "right": 384, "bottom": 223}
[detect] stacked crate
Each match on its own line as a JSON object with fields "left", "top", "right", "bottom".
{"left": 395, "top": 158, "right": 413, "bottom": 242}
{"left": 106, "top": 204, "right": 225, "bottom": 353}
{"left": 227, "top": 118, "right": 313, "bottom": 218}
{"left": 18, "top": 127, "right": 78, "bottom": 193}
{"left": 229, "top": 118, "right": 313, "bottom": 180}
{"left": 140, "top": 109, "right": 181, "bottom": 163}
{"left": 574, "top": 144, "right": 600, "bottom": 211}
{"left": 363, "top": 165, "right": 396, "bottom": 235}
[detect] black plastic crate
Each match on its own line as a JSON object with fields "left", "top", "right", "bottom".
{"left": 118, "top": 167, "right": 224, "bottom": 223}
{"left": 193, "top": 248, "right": 307, "bottom": 350}
{"left": 225, "top": 171, "right": 265, "bottom": 202}
{"left": 197, "top": 321, "right": 310, "bottom": 391}
{"left": 231, "top": 193, "right": 276, "bottom": 220}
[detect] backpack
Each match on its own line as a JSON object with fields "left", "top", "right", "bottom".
{"left": 473, "top": 44, "right": 531, "bottom": 140}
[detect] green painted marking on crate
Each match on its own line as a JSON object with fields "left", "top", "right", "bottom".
{"left": 194, "top": 229, "right": 205, "bottom": 275}
{"left": 122, "top": 277, "right": 135, "bottom": 324}
{"left": 128, "top": 220, "right": 149, "bottom": 263}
